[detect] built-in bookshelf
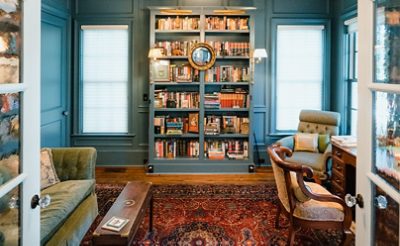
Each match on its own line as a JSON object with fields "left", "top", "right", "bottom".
{"left": 148, "top": 7, "right": 255, "bottom": 173}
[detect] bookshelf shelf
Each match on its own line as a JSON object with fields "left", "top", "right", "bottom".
{"left": 148, "top": 7, "right": 255, "bottom": 173}
{"left": 204, "top": 108, "right": 249, "bottom": 112}
{"left": 155, "top": 134, "right": 199, "bottom": 138}
{"left": 204, "top": 134, "right": 249, "bottom": 138}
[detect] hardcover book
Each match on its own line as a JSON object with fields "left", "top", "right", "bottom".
{"left": 101, "top": 216, "right": 129, "bottom": 232}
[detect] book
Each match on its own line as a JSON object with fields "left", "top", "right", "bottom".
{"left": 101, "top": 216, "right": 129, "bottom": 232}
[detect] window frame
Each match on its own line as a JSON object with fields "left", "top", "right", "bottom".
{"left": 270, "top": 18, "right": 331, "bottom": 135}
{"left": 74, "top": 20, "right": 134, "bottom": 136}
{"left": 344, "top": 16, "right": 358, "bottom": 136}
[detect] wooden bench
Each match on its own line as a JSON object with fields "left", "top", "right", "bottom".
{"left": 92, "top": 181, "right": 153, "bottom": 245}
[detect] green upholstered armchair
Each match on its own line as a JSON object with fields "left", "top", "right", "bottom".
{"left": 276, "top": 109, "right": 341, "bottom": 182}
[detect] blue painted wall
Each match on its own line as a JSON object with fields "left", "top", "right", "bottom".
{"left": 66, "top": 0, "right": 336, "bottom": 166}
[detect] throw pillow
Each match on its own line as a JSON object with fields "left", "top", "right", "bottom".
{"left": 318, "top": 134, "right": 330, "bottom": 153}
{"left": 41, "top": 148, "right": 60, "bottom": 190}
{"left": 294, "top": 133, "right": 319, "bottom": 153}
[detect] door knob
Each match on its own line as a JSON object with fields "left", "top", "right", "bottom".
{"left": 345, "top": 193, "right": 364, "bottom": 208}
{"left": 62, "top": 111, "right": 69, "bottom": 116}
{"left": 31, "top": 194, "right": 51, "bottom": 209}
{"left": 374, "top": 195, "right": 388, "bottom": 209}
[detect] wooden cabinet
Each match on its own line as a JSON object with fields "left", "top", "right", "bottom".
{"left": 331, "top": 141, "right": 357, "bottom": 198}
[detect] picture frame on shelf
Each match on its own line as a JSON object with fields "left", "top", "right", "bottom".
{"left": 150, "top": 60, "right": 170, "bottom": 82}
{"left": 188, "top": 113, "right": 199, "bottom": 133}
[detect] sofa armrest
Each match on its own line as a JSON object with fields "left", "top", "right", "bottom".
{"left": 276, "top": 136, "right": 294, "bottom": 150}
{"left": 51, "top": 147, "right": 97, "bottom": 181}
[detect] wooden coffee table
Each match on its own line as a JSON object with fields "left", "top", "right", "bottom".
{"left": 92, "top": 181, "right": 153, "bottom": 245}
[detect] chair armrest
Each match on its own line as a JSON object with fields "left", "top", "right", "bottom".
{"left": 276, "top": 136, "right": 294, "bottom": 150}
{"left": 51, "top": 147, "right": 97, "bottom": 181}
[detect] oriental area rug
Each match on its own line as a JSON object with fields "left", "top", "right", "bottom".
{"left": 81, "top": 183, "right": 346, "bottom": 246}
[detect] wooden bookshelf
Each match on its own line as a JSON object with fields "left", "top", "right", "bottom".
{"left": 148, "top": 6, "right": 255, "bottom": 173}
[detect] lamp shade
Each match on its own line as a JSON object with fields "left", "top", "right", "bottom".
{"left": 148, "top": 48, "right": 164, "bottom": 59}
{"left": 253, "top": 48, "right": 268, "bottom": 59}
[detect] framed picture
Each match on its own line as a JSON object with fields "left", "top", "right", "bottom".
{"left": 188, "top": 113, "right": 199, "bottom": 133}
{"left": 150, "top": 60, "right": 170, "bottom": 82}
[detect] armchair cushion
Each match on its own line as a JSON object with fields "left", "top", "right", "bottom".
{"left": 293, "top": 182, "right": 344, "bottom": 222}
{"left": 290, "top": 172, "right": 311, "bottom": 202}
{"left": 40, "top": 179, "right": 95, "bottom": 243}
{"left": 294, "top": 133, "right": 318, "bottom": 153}
{"left": 286, "top": 152, "right": 325, "bottom": 173}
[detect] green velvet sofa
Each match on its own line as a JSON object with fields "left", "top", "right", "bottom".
{"left": 0, "top": 147, "right": 98, "bottom": 246}
{"left": 41, "top": 147, "right": 98, "bottom": 245}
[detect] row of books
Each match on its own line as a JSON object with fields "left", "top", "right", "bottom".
{"left": 155, "top": 40, "right": 198, "bottom": 57}
{"left": 205, "top": 115, "right": 249, "bottom": 135}
{"left": 206, "top": 41, "right": 250, "bottom": 57}
{"left": 205, "top": 140, "right": 249, "bottom": 160}
{"left": 169, "top": 64, "right": 200, "bottom": 82}
{"left": 204, "top": 92, "right": 250, "bottom": 109}
{"left": 156, "top": 16, "right": 200, "bottom": 30}
{"left": 154, "top": 139, "right": 200, "bottom": 158}
{"left": 154, "top": 91, "right": 200, "bottom": 109}
{"left": 154, "top": 114, "right": 199, "bottom": 134}
{"left": 205, "top": 16, "right": 249, "bottom": 31}
{"left": 205, "top": 66, "right": 250, "bottom": 82}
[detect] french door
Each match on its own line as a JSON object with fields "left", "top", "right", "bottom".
{"left": 0, "top": 0, "right": 41, "bottom": 245}
{"left": 357, "top": 0, "right": 399, "bottom": 245}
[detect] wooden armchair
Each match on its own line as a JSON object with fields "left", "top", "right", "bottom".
{"left": 267, "top": 144, "right": 353, "bottom": 245}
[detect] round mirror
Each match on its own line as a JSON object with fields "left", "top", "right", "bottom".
{"left": 188, "top": 43, "right": 216, "bottom": 70}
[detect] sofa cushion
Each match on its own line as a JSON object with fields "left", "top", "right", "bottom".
{"left": 40, "top": 179, "right": 95, "bottom": 243}
{"left": 41, "top": 148, "right": 60, "bottom": 190}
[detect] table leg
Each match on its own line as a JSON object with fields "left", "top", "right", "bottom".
{"left": 149, "top": 196, "right": 153, "bottom": 232}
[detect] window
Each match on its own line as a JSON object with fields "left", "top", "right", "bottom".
{"left": 274, "top": 25, "right": 325, "bottom": 131}
{"left": 80, "top": 25, "right": 129, "bottom": 133}
{"left": 344, "top": 18, "right": 358, "bottom": 136}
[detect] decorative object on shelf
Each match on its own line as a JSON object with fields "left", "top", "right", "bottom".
{"left": 188, "top": 42, "right": 216, "bottom": 70}
{"left": 149, "top": 60, "right": 170, "bottom": 82}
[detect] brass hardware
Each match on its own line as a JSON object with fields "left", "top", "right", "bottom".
{"left": 160, "top": 9, "right": 192, "bottom": 15}
{"left": 213, "top": 9, "right": 246, "bottom": 15}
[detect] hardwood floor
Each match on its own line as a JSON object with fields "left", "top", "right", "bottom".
{"left": 95, "top": 166, "right": 275, "bottom": 185}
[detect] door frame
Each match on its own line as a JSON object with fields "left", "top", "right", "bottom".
{"left": 0, "top": 0, "right": 41, "bottom": 244}
{"left": 357, "top": 0, "right": 400, "bottom": 245}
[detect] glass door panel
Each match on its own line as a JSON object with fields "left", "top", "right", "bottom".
{"left": 0, "top": 185, "right": 21, "bottom": 246}
{"left": 373, "top": 184, "right": 399, "bottom": 245}
{"left": 373, "top": 91, "right": 400, "bottom": 192}
{"left": 374, "top": 1, "right": 400, "bottom": 83}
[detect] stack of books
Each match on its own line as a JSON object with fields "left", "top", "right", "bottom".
{"left": 204, "top": 93, "right": 220, "bottom": 109}
{"left": 331, "top": 135, "right": 357, "bottom": 147}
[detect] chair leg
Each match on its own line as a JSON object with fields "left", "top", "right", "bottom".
{"left": 341, "top": 229, "right": 353, "bottom": 246}
{"left": 287, "top": 224, "right": 296, "bottom": 246}
{"left": 275, "top": 204, "right": 282, "bottom": 228}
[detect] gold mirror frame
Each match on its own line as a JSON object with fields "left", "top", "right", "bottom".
{"left": 188, "top": 42, "right": 216, "bottom": 70}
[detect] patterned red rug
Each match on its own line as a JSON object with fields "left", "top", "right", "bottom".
{"left": 81, "top": 183, "right": 346, "bottom": 246}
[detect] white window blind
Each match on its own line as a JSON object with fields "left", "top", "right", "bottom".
{"left": 275, "top": 25, "right": 324, "bottom": 131}
{"left": 81, "top": 25, "right": 129, "bottom": 133}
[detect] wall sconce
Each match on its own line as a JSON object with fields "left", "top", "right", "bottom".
{"left": 251, "top": 48, "right": 268, "bottom": 82}
{"left": 253, "top": 48, "right": 268, "bottom": 64}
{"left": 148, "top": 47, "right": 164, "bottom": 60}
